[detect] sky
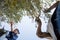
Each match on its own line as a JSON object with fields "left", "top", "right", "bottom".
{"left": 0, "top": 16, "right": 49, "bottom": 40}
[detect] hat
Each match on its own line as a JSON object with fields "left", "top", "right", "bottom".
{"left": 15, "top": 29, "right": 20, "bottom": 34}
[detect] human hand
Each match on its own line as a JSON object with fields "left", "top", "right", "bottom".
{"left": 10, "top": 21, "right": 13, "bottom": 27}
{"left": 43, "top": 9, "right": 48, "bottom": 13}
{"left": 43, "top": 9, "right": 50, "bottom": 13}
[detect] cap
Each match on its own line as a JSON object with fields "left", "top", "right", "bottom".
{"left": 15, "top": 29, "right": 20, "bottom": 34}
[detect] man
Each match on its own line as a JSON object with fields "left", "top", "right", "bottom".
{"left": 6, "top": 22, "right": 20, "bottom": 40}
{"left": 36, "top": 0, "right": 60, "bottom": 40}
{"left": 44, "top": 0, "right": 60, "bottom": 40}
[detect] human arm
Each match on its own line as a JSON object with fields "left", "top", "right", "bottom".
{"left": 10, "top": 21, "right": 13, "bottom": 32}
{"left": 36, "top": 17, "right": 51, "bottom": 38}
{"left": 36, "top": 24, "right": 51, "bottom": 38}
{"left": 44, "top": 1, "right": 59, "bottom": 13}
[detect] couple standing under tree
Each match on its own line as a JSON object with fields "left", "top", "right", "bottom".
{"left": 36, "top": 0, "right": 60, "bottom": 40}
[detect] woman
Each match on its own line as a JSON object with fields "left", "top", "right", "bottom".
{"left": 6, "top": 22, "right": 20, "bottom": 40}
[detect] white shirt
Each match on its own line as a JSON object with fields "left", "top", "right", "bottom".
{"left": 47, "top": 17, "right": 57, "bottom": 40}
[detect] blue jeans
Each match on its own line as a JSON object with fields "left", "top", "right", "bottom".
{"left": 56, "top": 2, "right": 60, "bottom": 34}
{"left": 51, "top": 2, "right": 60, "bottom": 40}
{"left": 6, "top": 32, "right": 18, "bottom": 40}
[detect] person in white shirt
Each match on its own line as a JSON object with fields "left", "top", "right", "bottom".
{"left": 44, "top": 0, "right": 60, "bottom": 40}
{"left": 36, "top": 1, "right": 60, "bottom": 40}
